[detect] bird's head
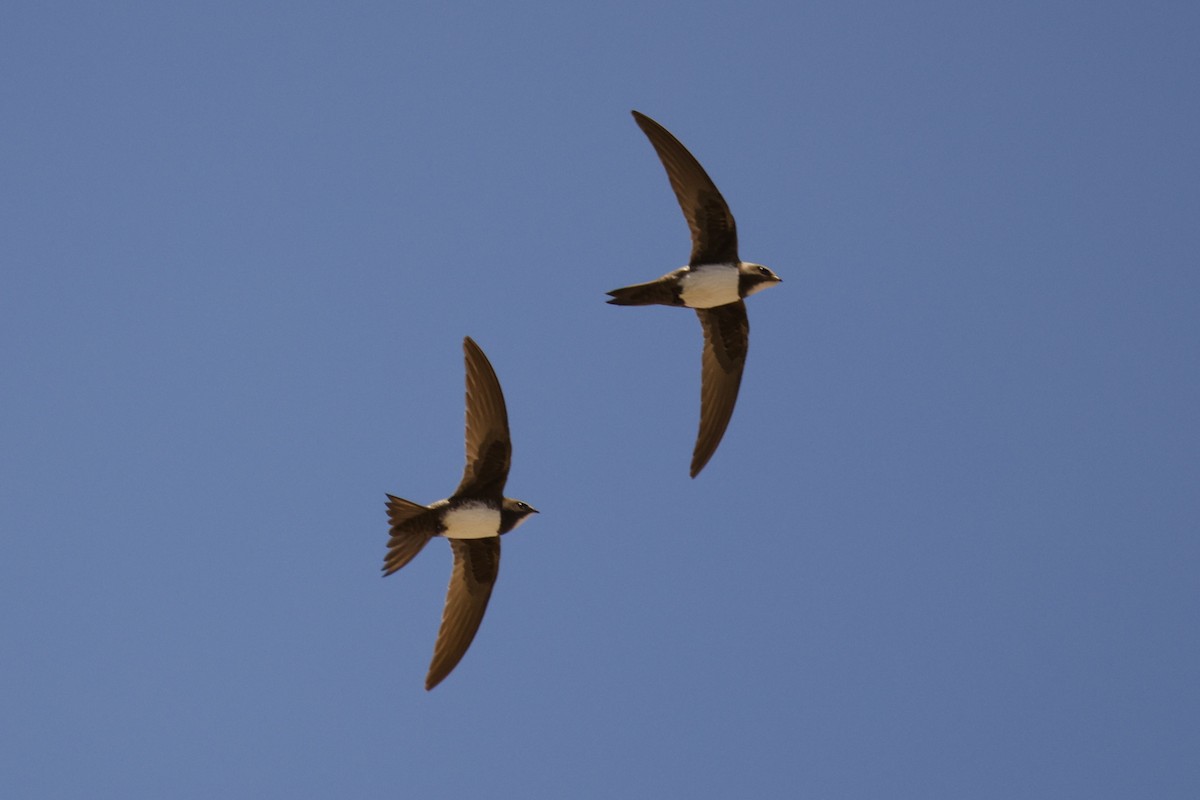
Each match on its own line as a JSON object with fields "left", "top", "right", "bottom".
{"left": 499, "top": 498, "right": 539, "bottom": 534}
{"left": 738, "top": 262, "right": 782, "bottom": 297}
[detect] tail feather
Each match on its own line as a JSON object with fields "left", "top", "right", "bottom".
{"left": 386, "top": 494, "right": 427, "bottom": 527}
{"left": 383, "top": 531, "right": 432, "bottom": 575}
{"left": 606, "top": 278, "right": 682, "bottom": 306}
{"left": 383, "top": 495, "right": 433, "bottom": 576}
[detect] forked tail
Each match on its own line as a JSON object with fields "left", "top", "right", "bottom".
{"left": 382, "top": 495, "right": 433, "bottom": 576}
{"left": 606, "top": 279, "right": 681, "bottom": 306}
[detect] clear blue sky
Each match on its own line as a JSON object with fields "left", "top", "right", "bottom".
{"left": 3, "top": 2, "right": 1198, "bottom": 797}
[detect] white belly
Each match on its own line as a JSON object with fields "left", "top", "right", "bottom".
{"left": 441, "top": 503, "right": 501, "bottom": 539}
{"left": 679, "top": 264, "right": 739, "bottom": 308}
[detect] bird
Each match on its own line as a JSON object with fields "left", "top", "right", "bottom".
{"left": 382, "top": 336, "right": 538, "bottom": 690}
{"left": 607, "top": 110, "right": 782, "bottom": 478}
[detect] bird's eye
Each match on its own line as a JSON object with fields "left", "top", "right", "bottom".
{"left": 758, "top": 266, "right": 770, "bottom": 275}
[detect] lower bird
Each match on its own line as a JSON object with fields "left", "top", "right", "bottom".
{"left": 608, "top": 110, "right": 782, "bottom": 477}
{"left": 382, "top": 336, "right": 538, "bottom": 690}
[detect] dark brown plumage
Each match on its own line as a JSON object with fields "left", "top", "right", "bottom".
{"left": 631, "top": 110, "right": 740, "bottom": 266}
{"left": 694, "top": 302, "right": 750, "bottom": 478}
{"left": 608, "top": 111, "right": 781, "bottom": 477}
{"left": 382, "top": 337, "right": 537, "bottom": 690}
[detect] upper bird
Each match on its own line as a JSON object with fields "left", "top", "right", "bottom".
{"left": 607, "top": 110, "right": 782, "bottom": 478}
{"left": 382, "top": 336, "right": 538, "bottom": 690}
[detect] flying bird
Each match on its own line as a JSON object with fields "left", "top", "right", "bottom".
{"left": 382, "top": 337, "right": 538, "bottom": 690}
{"left": 607, "top": 110, "right": 782, "bottom": 477}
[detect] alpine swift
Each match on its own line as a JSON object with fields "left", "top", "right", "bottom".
{"left": 607, "top": 110, "right": 782, "bottom": 478}
{"left": 382, "top": 336, "right": 538, "bottom": 690}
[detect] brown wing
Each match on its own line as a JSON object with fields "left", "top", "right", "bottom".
{"left": 453, "top": 337, "right": 511, "bottom": 500}
{"left": 692, "top": 302, "right": 749, "bottom": 478}
{"left": 425, "top": 537, "right": 500, "bottom": 690}
{"left": 632, "top": 110, "right": 739, "bottom": 266}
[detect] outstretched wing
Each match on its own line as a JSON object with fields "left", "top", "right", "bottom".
{"left": 453, "top": 337, "right": 511, "bottom": 500}
{"left": 425, "top": 537, "right": 501, "bottom": 690}
{"left": 632, "top": 110, "right": 739, "bottom": 266}
{"left": 692, "top": 302, "right": 749, "bottom": 477}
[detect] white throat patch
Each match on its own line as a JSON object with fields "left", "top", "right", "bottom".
{"left": 441, "top": 502, "right": 501, "bottom": 539}
{"left": 679, "top": 263, "right": 740, "bottom": 308}
{"left": 743, "top": 280, "right": 772, "bottom": 298}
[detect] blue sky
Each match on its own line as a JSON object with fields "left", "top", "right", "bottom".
{"left": 3, "top": 2, "right": 1198, "bottom": 797}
